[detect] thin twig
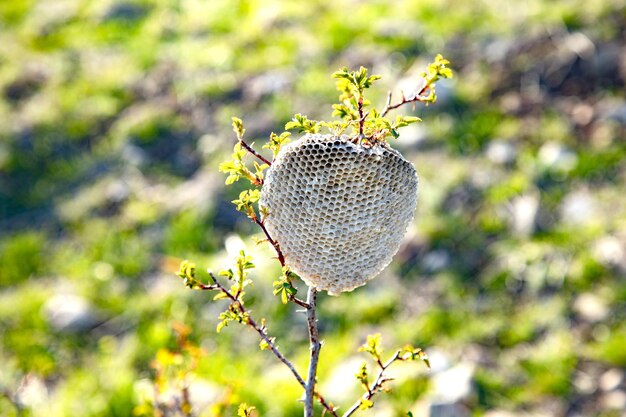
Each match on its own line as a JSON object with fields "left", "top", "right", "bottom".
{"left": 304, "top": 287, "right": 321, "bottom": 417}
{"left": 254, "top": 215, "right": 311, "bottom": 309}
{"left": 254, "top": 217, "right": 286, "bottom": 266}
{"left": 209, "top": 272, "right": 307, "bottom": 386}
{"left": 341, "top": 351, "right": 402, "bottom": 417}
{"left": 381, "top": 80, "right": 433, "bottom": 117}
{"left": 357, "top": 97, "right": 365, "bottom": 138}
{"left": 240, "top": 139, "right": 272, "bottom": 166}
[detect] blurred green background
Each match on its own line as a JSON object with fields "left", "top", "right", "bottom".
{"left": 1, "top": 0, "right": 625, "bottom": 416}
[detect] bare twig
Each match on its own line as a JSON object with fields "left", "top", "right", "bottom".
{"left": 305, "top": 287, "right": 321, "bottom": 417}
{"left": 341, "top": 351, "right": 402, "bottom": 417}
{"left": 381, "top": 80, "right": 433, "bottom": 117}
{"left": 208, "top": 273, "right": 306, "bottom": 386}
{"left": 357, "top": 97, "right": 365, "bottom": 138}
{"left": 254, "top": 217, "right": 286, "bottom": 266}
{"left": 239, "top": 139, "right": 272, "bottom": 166}
{"left": 254, "top": 215, "right": 311, "bottom": 309}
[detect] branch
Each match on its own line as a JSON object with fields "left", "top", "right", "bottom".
{"left": 209, "top": 273, "right": 305, "bottom": 384}
{"left": 341, "top": 351, "right": 401, "bottom": 417}
{"left": 305, "top": 287, "right": 321, "bottom": 417}
{"left": 357, "top": 97, "right": 365, "bottom": 138}
{"left": 240, "top": 139, "right": 272, "bottom": 166}
{"left": 208, "top": 273, "right": 337, "bottom": 416}
{"left": 254, "top": 215, "right": 311, "bottom": 309}
{"left": 254, "top": 217, "right": 286, "bottom": 266}
{"left": 380, "top": 80, "right": 432, "bottom": 117}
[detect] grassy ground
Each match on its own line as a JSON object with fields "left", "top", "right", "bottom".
{"left": 1, "top": 0, "right": 625, "bottom": 416}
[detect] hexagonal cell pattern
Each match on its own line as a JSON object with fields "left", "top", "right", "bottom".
{"left": 260, "top": 134, "right": 418, "bottom": 295}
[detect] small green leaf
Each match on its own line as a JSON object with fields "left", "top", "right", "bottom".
{"left": 285, "top": 113, "right": 321, "bottom": 133}
{"left": 216, "top": 320, "right": 227, "bottom": 333}
{"left": 237, "top": 403, "right": 256, "bottom": 417}
{"left": 263, "top": 131, "right": 291, "bottom": 157}
{"left": 355, "top": 362, "right": 369, "bottom": 389}
{"left": 213, "top": 292, "right": 228, "bottom": 301}
{"left": 358, "top": 333, "right": 384, "bottom": 361}
{"left": 232, "top": 117, "right": 246, "bottom": 139}
{"left": 259, "top": 337, "right": 275, "bottom": 351}
{"left": 400, "top": 345, "right": 431, "bottom": 369}
{"left": 359, "top": 398, "right": 374, "bottom": 410}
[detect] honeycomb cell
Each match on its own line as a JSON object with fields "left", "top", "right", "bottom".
{"left": 260, "top": 134, "right": 418, "bottom": 295}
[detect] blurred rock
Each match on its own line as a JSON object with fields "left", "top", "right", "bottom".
{"left": 165, "top": 168, "right": 221, "bottom": 213}
{"left": 562, "top": 32, "right": 595, "bottom": 59}
{"left": 560, "top": 190, "right": 598, "bottom": 226}
{"left": 430, "top": 363, "right": 475, "bottom": 405}
{"left": 425, "top": 349, "right": 452, "bottom": 374}
{"left": 592, "top": 236, "right": 626, "bottom": 270}
{"left": 571, "top": 102, "right": 594, "bottom": 126}
{"left": 16, "top": 374, "right": 49, "bottom": 409}
{"left": 244, "top": 71, "right": 292, "bottom": 102}
{"left": 43, "top": 294, "right": 99, "bottom": 332}
{"left": 534, "top": 398, "right": 566, "bottom": 417}
{"left": 486, "top": 140, "right": 517, "bottom": 165}
{"left": 396, "top": 123, "right": 429, "bottom": 148}
{"left": 321, "top": 357, "right": 362, "bottom": 403}
{"left": 422, "top": 249, "right": 451, "bottom": 273}
{"left": 429, "top": 403, "right": 470, "bottom": 417}
{"left": 591, "top": 43, "right": 622, "bottom": 81}
{"left": 511, "top": 193, "right": 540, "bottom": 236}
{"left": 606, "top": 101, "right": 626, "bottom": 125}
{"left": 538, "top": 142, "right": 578, "bottom": 172}
{"left": 484, "top": 411, "right": 518, "bottom": 417}
{"left": 105, "top": 180, "right": 130, "bottom": 204}
{"left": 573, "top": 369, "right": 597, "bottom": 394}
{"left": 485, "top": 39, "right": 514, "bottom": 64}
{"left": 572, "top": 293, "right": 609, "bottom": 323}
{"left": 600, "top": 390, "right": 626, "bottom": 410}
{"left": 187, "top": 378, "right": 221, "bottom": 412}
{"left": 121, "top": 144, "right": 148, "bottom": 167}
{"left": 600, "top": 368, "right": 624, "bottom": 392}
{"left": 102, "top": 2, "right": 149, "bottom": 22}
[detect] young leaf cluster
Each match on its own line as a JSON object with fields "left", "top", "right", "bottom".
{"left": 272, "top": 267, "right": 299, "bottom": 304}
{"left": 282, "top": 55, "right": 452, "bottom": 146}
{"left": 343, "top": 334, "right": 431, "bottom": 417}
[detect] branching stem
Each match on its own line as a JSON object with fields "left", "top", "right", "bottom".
{"left": 254, "top": 217, "right": 286, "bottom": 266}
{"left": 207, "top": 273, "right": 336, "bottom": 416}
{"left": 357, "top": 97, "right": 365, "bottom": 139}
{"left": 341, "top": 351, "right": 402, "bottom": 417}
{"left": 381, "top": 79, "right": 434, "bottom": 117}
{"left": 254, "top": 214, "right": 311, "bottom": 309}
{"left": 239, "top": 139, "right": 272, "bottom": 166}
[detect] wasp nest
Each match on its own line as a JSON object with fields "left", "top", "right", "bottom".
{"left": 260, "top": 134, "right": 418, "bottom": 295}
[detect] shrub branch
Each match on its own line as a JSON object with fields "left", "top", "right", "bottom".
{"left": 341, "top": 351, "right": 401, "bottom": 417}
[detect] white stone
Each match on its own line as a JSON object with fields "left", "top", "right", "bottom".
{"left": 430, "top": 363, "right": 475, "bottom": 404}
{"left": 486, "top": 140, "right": 517, "bottom": 165}
{"left": 601, "top": 390, "right": 626, "bottom": 410}
{"left": 560, "top": 190, "right": 597, "bottom": 225}
{"left": 600, "top": 368, "right": 624, "bottom": 392}
{"left": 511, "top": 194, "right": 539, "bottom": 236}
{"left": 42, "top": 293, "right": 97, "bottom": 332}
{"left": 573, "top": 293, "right": 609, "bottom": 322}
{"left": 538, "top": 142, "right": 578, "bottom": 172}
{"left": 593, "top": 236, "right": 625, "bottom": 268}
